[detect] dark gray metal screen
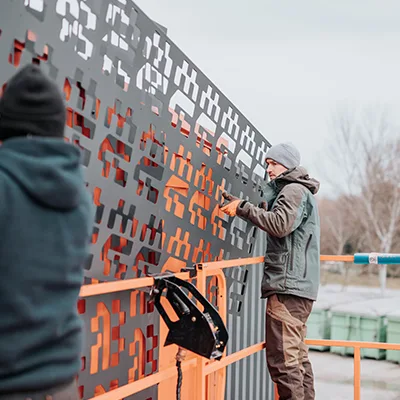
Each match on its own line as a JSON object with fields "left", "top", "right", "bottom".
{"left": 225, "top": 230, "right": 274, "bottom": 400}
{"left": 0, "top": 1, "right": 273, "bottom": 399}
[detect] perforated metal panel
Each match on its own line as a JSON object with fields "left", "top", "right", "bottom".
{"left": 225, "top": 230, "right": 274, "bottom": 400}
{"left": 0, "top": 1, "right": 273, "bottom": 398}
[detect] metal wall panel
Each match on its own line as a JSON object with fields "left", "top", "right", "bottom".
{"left": 225, "top": 230, "right": 274, "bottom": 399}
{"left": 0, "top": 1, "right": 273, "bottom": 398}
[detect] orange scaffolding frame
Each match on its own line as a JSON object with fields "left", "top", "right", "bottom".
{"left": 79, "top": 255, "right": 400, "bottom": 400}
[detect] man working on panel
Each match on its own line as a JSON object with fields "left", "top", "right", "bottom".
{"left": 220, "top": 142, "right": 320, "bottom": 400}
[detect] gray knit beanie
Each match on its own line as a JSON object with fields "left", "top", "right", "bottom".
{"left": 265, "top": 142, "right": 301, "bottom": 169}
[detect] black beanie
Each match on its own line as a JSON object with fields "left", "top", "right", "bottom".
{"left": 0, "top": 64, "right": 66, "bottom": 140}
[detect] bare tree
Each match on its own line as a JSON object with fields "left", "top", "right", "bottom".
{"left": 319, "top": 105, "right": 400, "bottom": 287}
{"left": 319, "top": 195, "right": 365, "bottom": 286}
{"left": 319, "top": 196, "right": 360, "bottom": 255}
{"left": 360, "top": 138, "right": 400, "bottom": 276}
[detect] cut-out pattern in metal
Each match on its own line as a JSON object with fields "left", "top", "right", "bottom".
{"left": 0, "top": 1, "right": 271, "bottom": 398}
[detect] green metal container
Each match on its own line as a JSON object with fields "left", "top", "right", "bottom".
{"left": 330, "top": 298, "right": 398, "bottom": 360}
{"left": 307, "top": 308, "right": 330, "bottom": 351}
{"left": 386, "top": 310, "right": 400, "bottom": 363}
{"left": 307, "top": 291, "right": 369, "bottom": 351}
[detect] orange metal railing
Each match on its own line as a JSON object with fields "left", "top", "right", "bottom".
{"left": 79, "top": 255, "right": 399, "bottom": 400}
{"left": 320, "top": 255, "right": 355, "bottom": 262}
{"left": 274, "top": 339, "right": 400, "bottom": 400}
{"left": 80, "top": 256, "right": 262, "bottom": 400}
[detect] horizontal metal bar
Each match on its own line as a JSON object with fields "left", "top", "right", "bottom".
{"left": 354, "top": 253, "right": 400, "bottom": 265}
{"left": 86, "top": 338, "right": 400, "bottom": 399}
{"left": 204, "top": 341, "right": 266, "bottom": 375}
{"left": 205, "top": 339, "right": 400, "bottom": 377}
{"left": 320, "top": 255, "right": 354, "bottom": 262}
{"left": 80, "top": 252, "right": 398, "bottom": 297}
{"left": 79, "top": 271, "right": 191, "bottom": 297}
{"left": 200, "top": 256, "right": 264, "bottom": 272}
{"left": 306, "top": 339, "right": 400, "bottom": 351}
{"left": 88, "top": 358, "right": 197, "bottom": 400}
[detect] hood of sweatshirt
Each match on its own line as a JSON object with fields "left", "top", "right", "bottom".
{"left": 274, "top": 166, "right": 320, "bottom": 195}
{"left": 0, "top": 137, "right": 84, "bottom": 210}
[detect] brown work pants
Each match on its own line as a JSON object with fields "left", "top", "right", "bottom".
{"left": 266, "top": 294, "right": 315, "bottom": 400}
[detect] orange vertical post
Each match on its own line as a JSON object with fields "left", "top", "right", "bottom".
{"left": 196, "top": 266, "right": 207, "bottom": 400}
{"left": 157, "top": 258, "right": 197, "bottom": 399}
{"left": 353, "top": 346, "right": 361, "bottom": 400}
{"left": 208, "top": 270, "right": 227, "bottom": 400}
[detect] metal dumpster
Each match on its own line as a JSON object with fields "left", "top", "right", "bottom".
{"left": 330, "top": 297, "right": 399, "bottom": 359}
{"left": 307, "top": 290, "right": 372, "bottom": 351}
{"left": 386, "top": 309, "right": 400, "bottom": 363}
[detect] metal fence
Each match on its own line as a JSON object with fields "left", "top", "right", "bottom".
{"left": 225, "top": 230, "right": 274, "bottom": 400}
{"left": 0, "top": 1, "right": 274, "bottom": 398}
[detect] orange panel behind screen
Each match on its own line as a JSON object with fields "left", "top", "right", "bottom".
{"left": 156, "top": 260, "right": 226, "bottom": 400}
{"left": 157, "top": 257, "right": 198, "bottom": 399}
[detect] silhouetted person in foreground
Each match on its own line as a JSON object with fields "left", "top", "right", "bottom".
{"left": 0, "top": 64, "right": 94, "bottom": 399}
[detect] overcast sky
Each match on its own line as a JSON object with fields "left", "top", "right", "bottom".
{"left": 134, "top": 0, "right": 400, "bottom": 197}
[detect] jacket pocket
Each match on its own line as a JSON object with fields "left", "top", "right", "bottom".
{"left": 262, "top": 251, "right": 288, "bottom": 293}
{"left": 289, "top": 235, "right": 295, "bottom": 271}
{"left": 303, "top": 234, "right": 312, "bottom": 278}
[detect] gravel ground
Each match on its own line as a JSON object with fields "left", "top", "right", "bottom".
{"left": 309, "top": 351, "right": 400, "bottom": 400}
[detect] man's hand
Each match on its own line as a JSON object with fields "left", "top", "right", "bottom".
{"left": 219, "top": 192, "right": 241, "bottom": 217}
